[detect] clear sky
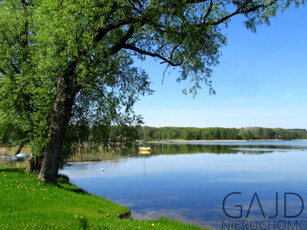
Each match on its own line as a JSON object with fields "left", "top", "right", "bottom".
{"left": 133, "top": 5, "right": 307, "bottom": 129}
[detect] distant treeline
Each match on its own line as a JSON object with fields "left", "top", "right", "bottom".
{"left": 61, "top": 125, "right": 307, "bottom": 147}
{"left": 144, "top": 127, "right": 307, "bottom": 141}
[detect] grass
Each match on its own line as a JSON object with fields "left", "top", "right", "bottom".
{"left": 0, "top": 163, "right": 206, "bottom": 230}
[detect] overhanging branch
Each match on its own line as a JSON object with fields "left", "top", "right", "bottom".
{"left": 203, "top": 0, "right": 213, "bottom": 24}
{"left": 123, "top": 44, "right": 182, "bottom": 67}
{"left": 105, "top": 26, "right": 135, "bottom": 56}
{"left": 94, "top": 18, "right": 135, "bottom": 42}
{"left": 209, "top": 0, "right": 278, "bottom": 26}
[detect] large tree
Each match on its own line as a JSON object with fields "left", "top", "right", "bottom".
{"left": 0, "top": 0, "right": 304, "bottom": 184}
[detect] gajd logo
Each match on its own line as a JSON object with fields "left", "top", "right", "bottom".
{"left": 222, "top": 192, "right": 304, "bottom": 219}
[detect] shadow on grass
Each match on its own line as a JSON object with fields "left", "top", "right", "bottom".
{"left": 57, "top": 174, "right": 89, "bottom": 195}
{"left": 57, "top": 185, "right": 89, "bottom": 195}
{"left": 0, "top": 167, "right": 26, "bottom": 173}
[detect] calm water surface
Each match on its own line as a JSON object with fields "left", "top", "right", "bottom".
{"left": 60, "top": 141, "right": 307, "bottom": 229}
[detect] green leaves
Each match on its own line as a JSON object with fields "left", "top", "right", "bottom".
{"left": 0, "top": 0, "right": 305, "bottom": 161}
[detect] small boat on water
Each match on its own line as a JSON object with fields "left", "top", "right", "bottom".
{"left": 139, "top": 127, "right": 152, "bottom": 154}
{"left": 139, "top": 146, "right": 152, "bottom": 154}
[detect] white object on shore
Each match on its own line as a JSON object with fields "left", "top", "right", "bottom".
{"left": 16, "top": 153, "right": 30, "bottom": 159}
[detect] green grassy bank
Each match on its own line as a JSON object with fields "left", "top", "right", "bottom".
{"left": 0, "top": 163, "right": 205, "bottom": 230}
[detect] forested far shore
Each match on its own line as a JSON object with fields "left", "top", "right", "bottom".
{"left": 2, "top": 126, "right": 306, "bottom": 149}
{"left": 143, "top": 127, "right": 307, "bottom": 141}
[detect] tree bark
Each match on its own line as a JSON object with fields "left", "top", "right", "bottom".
{"left": 14, "top": 144, "right": 23, "bottom": 155}
{"left": 26, "top": 155, "right": 43, "bottom": 172}
{"left": 38, "top": 75, "right": 76, "bottom": 184}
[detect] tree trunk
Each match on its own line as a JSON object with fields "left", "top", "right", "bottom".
{"left": 14, "top": 144, "right": 23, "bottom": 155}
{"left": 26, "top": 155, "right": 43, "bottom": 172}
{"left": 38, "top": 75, "right": 76, "bottom": 184}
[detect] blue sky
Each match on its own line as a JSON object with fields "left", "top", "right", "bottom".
{"left": 134, "top": 5, "right": 307, "bottom": 129}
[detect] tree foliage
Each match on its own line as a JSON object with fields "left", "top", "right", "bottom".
{"left": 0, "top": 0, "right": 305, "bottom": 183}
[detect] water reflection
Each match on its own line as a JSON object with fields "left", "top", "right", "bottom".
{"left": 60, "top": 141, "right": 307, "bottom": 229}
{"left": 121, "top": 140, "right": 306, "bottom": 157}
{"left": 120, "top": 144, "right": 269, "bottom": 157}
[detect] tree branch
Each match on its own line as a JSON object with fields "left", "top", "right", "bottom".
{"left": 11, "top": 63, "right": 21, "bottom": 74}
{"left": 169, "top": 44, "right": 180, "bottom": 61}
{"left": 210, "top": 0, "right": 277, "bottom": 26}
{"left": 94, "top": 17, "right": 139, "bottom": 42}
{"left": 185, "top": 0, "right": 209, "bottom": 3}
{"left": 105, "top": 26, "right": 135, "bottom": 56}
{"left": 94, "top": 19, "right": 133, "bottom": 42}
{"left": 127, "top": 0, "right": 143, "bottom": 13}
{"left": 123, "top": 44, "right": 182, "bottom": 67}
{"left": 163, "top": 0, "right": 208, "bottom": 9}
{"left": 0, "top": 67, "right": 7, "bottom": 75}
{"left": 203, "top": 0, "right": 213, "bottom": 24}
{"left": 86, "top": 81, "right": 107, "bottom": 100}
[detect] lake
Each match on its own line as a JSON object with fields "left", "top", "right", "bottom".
{"left": 60, "top": 140, "right": 307, "bottom": 229}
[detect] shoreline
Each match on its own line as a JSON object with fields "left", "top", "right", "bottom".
{"left": 0, "top": 164, "right": 204, "bottom": 230}
{"left": 149, "top": 139, "right": 307, "bottom": 144}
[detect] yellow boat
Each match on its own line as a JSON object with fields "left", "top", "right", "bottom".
{"left": 139, "top": 127, "right": 151, "bottom": 154}
{"left": 139, "top": 146, "right": 152, "bottom": 154}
